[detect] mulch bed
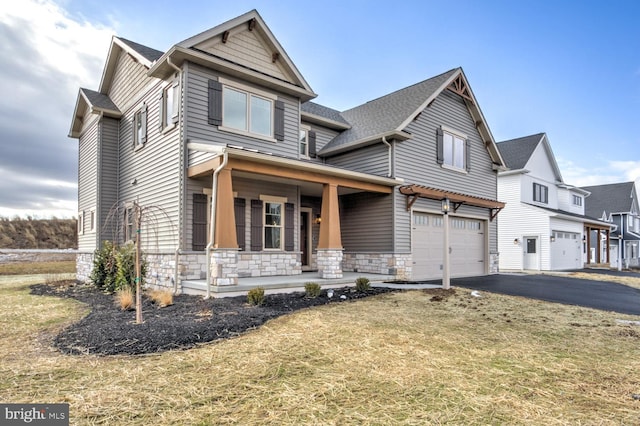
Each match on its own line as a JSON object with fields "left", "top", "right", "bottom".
{"left": 30, "top": 282, "right": 398, "bottom": 356}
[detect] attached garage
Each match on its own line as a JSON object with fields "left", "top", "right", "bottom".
{"left": 550, "top": 231, "right": 582, "bottom": 270}
{"left": 412, "top": 212, "right": 486, "bottom": 280}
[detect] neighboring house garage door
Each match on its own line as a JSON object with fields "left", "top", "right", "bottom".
{"left": 550, "top": 231, "right": 582, "bottom": 270}
{"left": 412, "top": 212, "right": 486, "bottom": 280}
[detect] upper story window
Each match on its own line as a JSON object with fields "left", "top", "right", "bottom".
{"left": 161, "top": 81, "right": 179, "bottom": 130}
{"left": 133, "top": 104, "right": 147, "bottom": 149}
{"left": 208, "top": 78, "right": 285, "bottom": 142}
{"left": 89, "top": 209, "right": 96, "bottom": 233}
{"left": 437, "top": 126, "right": 469, "bottom": 172}
{"left": 533, "top": 182, "right": 548, "bottom": 204}
{"left": 299, "top": 126, "right": 310, "bottom": 157}
{"left": 572, "top": 194, "right": 582, "bottom": 206}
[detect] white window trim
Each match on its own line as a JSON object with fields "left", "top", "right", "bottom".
{"left": 572, "top": 194, "right": 582, "bottom": 206}
{"left": 260, "top": 195, "right": 287, "bottom": 251}
{"left": 219, "top": 77, "right": 277, "bottom": 141}
{"left": 441, "top": 125, "right": 467, "bottom": 173}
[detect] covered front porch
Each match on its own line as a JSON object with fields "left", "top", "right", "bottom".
{"left": 186, "top": 143, "right": 403, "bottom": 291}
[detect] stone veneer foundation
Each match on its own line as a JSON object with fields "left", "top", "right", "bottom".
{"left": 316, "top": 249, "right": 343, "bottom": 279}
{"left": 236, "top": 252, "right": 301, "bottom": 278}
{"left": 342, "top": 252, "right": 412, "bottom": 280}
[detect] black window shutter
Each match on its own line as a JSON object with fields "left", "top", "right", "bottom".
{"left": 308, "top": 130, "right": 317, "bottom": 158}
{"left": 465, "top": 139, "right": 471, "bottom": 172}
{"left": 274, "top": 100, "right": 285, "bottom": 141}
{"left": 141, "top": 103, "right": 147, "bottom": 144}
{"left": 284, "top": 203, "right": 294, "bottom": 251}
{"left": 208, "top": 79, "right": 223, "bottom": 126}
{"left": 250, "top": 199, "right": 263, "bottom": 251}
{"left": 192, "top": 193, "right": 208, "bottom": 251}
{"left": 436, "top": 128, "right": 444, "bottom": 164}
{"left": 234, "top": 198, "right": 246, "bottom": 251}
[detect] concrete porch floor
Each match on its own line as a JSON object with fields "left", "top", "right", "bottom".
{"left": 182, "top": 271, "right": 442, "bottom": 297}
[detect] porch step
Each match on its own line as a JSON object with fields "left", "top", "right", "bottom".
{"left": 180, "top": 272, "right": 396, "bottom": 297}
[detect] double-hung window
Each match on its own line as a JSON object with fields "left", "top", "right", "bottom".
{"left": 160, "top": 81, "right": 179, "bottom": 130}
{"left": 533, "top": 183, "right": 548, "bottom": 204}
{"left": 78, "top": 211, "right": 84, "bottom": 236}
{"left": 572, "top": 194, "right": 582, "bottom": 206}
{"left": 264, "top": 200, "right": 283, "bottom": 250}
{"left": 133, "top": 104, "right": 147, "bottom": 149}
{"left": 437, "top": 126, "right": 469, "bottom": 172}
{"left": 299, "top": 125, "right": 310, "bottom": 157}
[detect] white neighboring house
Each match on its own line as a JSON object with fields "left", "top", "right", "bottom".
{"left": 496, "top": 133, "right": 612, "bottom": 271}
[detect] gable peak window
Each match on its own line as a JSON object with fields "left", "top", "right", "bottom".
{"left": 533, "top": 182, "right": 549, "bottom": 204}
{"left": 436, "top": 126, "right": 470, "bottom": 172}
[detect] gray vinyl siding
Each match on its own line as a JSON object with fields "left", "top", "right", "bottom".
{"left": 340, "top": 192, "right": 393, "bottom": 252}
{"left": 184, "top": 63, "right": 301, "bottom": 167}
{"left": 326, "top": 143, "right": 389, "bottom": 177}
{"left": 98, "top": 118, "right": 120, "bottom": 244}
{"left": 108, "top": 50, "right": 156, "bottom": 111}
{"left": 77, "top": 117, "right": 99, "bottom": 251}
{"left": 117, "top": 80, "right": 181, "bottom": 251}
{"left": 302, "top": 122, "right": 339, "bottom": 164}
{"left": 393, "top": 89, "right": 499, "bottom": 252}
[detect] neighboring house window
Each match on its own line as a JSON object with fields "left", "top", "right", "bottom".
{"left": 572, "top": 195, "right": 582, "bottom": 206}
{"left": 78, "top": 211, "right": 84, "bottom": 236}
{"left": 207, "top": 78, "right": 285, "bottom": 141}
{"left": 533, "top": 183, "right": 548, "bottom": 204}
{"left": 133, "top": 104, "right": 147, "bottom": 149}
{"left": 436, "top": 126, "right": 470, "bottom": 172}
{"left": 160, "top": 81, "right": 179, "bottom": 129}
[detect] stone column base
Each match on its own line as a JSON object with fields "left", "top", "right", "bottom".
{"left": 317, "top": 249, "right": 343, "bottom": 279}
{"left": 210, "top": 249, "right": 239, "bottom": 286}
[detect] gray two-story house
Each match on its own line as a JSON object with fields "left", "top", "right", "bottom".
{"left": 69, "top": 10, "right": 506, "bottom": 293}
{"left": 582, "top": 181, "right": 640, "bottom": 268}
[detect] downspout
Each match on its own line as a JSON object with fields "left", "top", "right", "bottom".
{"left": 205, "top": 150, "right": 229, "bottom": 299}
{"left": 381, "top": 136, "right": 392, "bottom": 177}
{"left": 167, "top": 56, "right": 183, "bottom": 293}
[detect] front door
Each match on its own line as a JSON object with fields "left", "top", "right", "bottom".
{"left": 300, "top": 209, "right": 312, "bottom": 269}
{"left": 523, "top": 237, "right": 539, "bottom": 270}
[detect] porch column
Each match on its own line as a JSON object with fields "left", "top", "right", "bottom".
{"left": 211, "top": 167, "right": 238, "bottom": 286}
{"left": 596, "top": 229, "right": 602, "bottom": 264}
{"left": 605, "top": 229, "right": 610, "bottom": 264}
{"left": 317, "top": 183, "right": 343, "bottom": 278}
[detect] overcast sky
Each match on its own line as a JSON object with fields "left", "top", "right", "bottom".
{"left": 1, "top": 0, "right": 639, "bottom": 218}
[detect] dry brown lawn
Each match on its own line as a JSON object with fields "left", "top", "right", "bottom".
{"left": 1, "top": 274, "right": 640, "bottom": 425}
{"left": 567, "top": 271, "right": 640, "bottom": 290}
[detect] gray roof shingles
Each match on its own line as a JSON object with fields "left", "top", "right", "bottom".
{"left": 117, "top": 37, "right": 164, "bottom": 63}
{"left": 581, "top": 181, "right": 635, "bottom": 217}
{"left": 496, "top": 133, "right": 545, "bottom": 170}
{"left": 319, "top": 68, "right": 459, "bottom": 154}
{"left": 80, "top": 88, "right": 120, "bottom": 112}
{"left": 301, "top": 102, "right": 350, "bottom": 126}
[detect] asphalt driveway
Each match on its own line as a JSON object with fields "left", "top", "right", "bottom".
{"left": 452, "top": 272, "right": 640, "bottom": 316}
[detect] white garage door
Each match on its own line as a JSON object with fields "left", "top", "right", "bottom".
{"left": 412, "top": 213, "right": 486, "bottom": 280}
{"left": 550, "top": 231, "right": 581, "bottom": 270}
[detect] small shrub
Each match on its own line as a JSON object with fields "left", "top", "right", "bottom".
{"left": 304, "top": 282, "right": 321, "bottom": 298}
{"left": 115, "top": 242, "right": 147, "bottom": 293}
{"left": 90, "top": 241, "right": 117, "bottom": 292}
{"left": 148, "top": 289, "right": 174, "bottom": 307}
{"left": 115, "top": 287, "right": 134, "bottom": 311}
{"left": 355, "top": 277, "right": 371, "bottom": 292}
{"left": 247, "top": 287, "right": 265, "bottom": 306}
